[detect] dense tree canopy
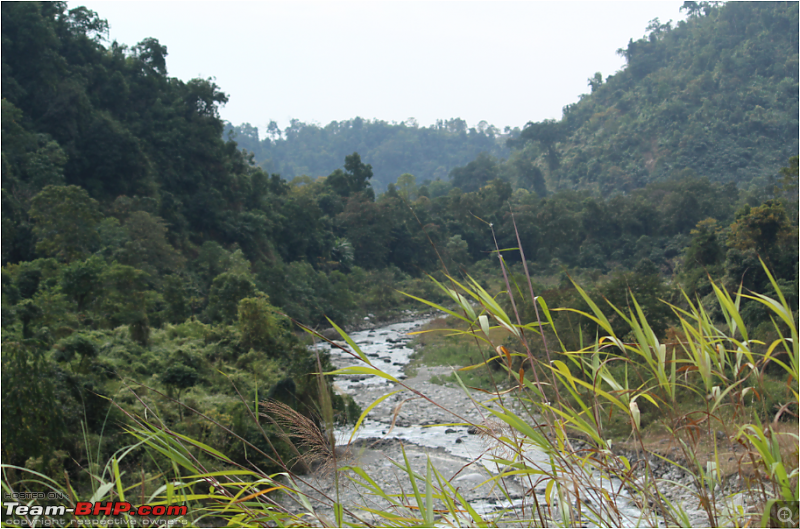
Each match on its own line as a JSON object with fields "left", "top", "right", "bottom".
{"left": 226, "top": 117, "right": 511, "bottom": 192}
{"left": 505, "top": 1, "right": 798, "bottom": 195}
{"left": 1, "top": 0, "right": 796, "bottom": 495}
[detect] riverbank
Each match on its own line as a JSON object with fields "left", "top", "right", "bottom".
{"left": 280, "top": 315, "right": 766, "bottom": 527}
{"left": 281, "top": 316, "right": 535, "bottom": 525}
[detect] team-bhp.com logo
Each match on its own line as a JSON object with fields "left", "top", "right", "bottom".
{"left": 6, "top": 502, "right": 187, "bottom": 517}
{"left": 5, "top": 501, "right": 187, "bottom": 524}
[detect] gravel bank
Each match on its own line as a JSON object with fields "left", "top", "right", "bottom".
{"left": 278, "top": 315, "right": 760, "bottom": 527}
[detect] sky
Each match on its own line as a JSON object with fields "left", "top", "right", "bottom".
{"left": 72, "top": 1, "right": 687, "bottom": 133}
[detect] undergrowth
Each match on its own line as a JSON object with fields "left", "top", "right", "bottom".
{"left": 3, "top": 242, "right": 797, "bottom": 527}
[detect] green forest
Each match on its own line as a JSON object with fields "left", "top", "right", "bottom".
{"left": 1, "top": 1, "right": 797, "bottom": 524}
{"left": 225, "top": 118, "right": 512, "bottom": 192}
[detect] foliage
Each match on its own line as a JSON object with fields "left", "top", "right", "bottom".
{"left": 205, "top": 272, "right": 257, "bottom": 324}
{"left": 6, "top": 263, "right": 794, "bottom": 528}
{"left": 161, "top": 363, "right": 199, "bottom": 398}
{"left": 28, "top": 185, "right": 103, "bottom": 262}
{"left": 1, "top": 2, "right": 798, "bottom": 517}
{"left": 507, "top": 2, "right": 798, "bottom": 194}
{"left": 237, "top": 295, "right": 282, "bottom": 354}
{"left": 728, "top": 200, "right": 796, "bottom": 257}
{"left": 226, "top": 117, "right": 511, "bottom": 192}
{"left": 52, "top": 332, "right": 98, "bottom": 364}
{"left": 326, "top": 152, "right": 375, "bottom": 199}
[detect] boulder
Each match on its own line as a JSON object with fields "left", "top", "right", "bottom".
{"left": 320, "top": 327, "right": 340, "bottom": 340}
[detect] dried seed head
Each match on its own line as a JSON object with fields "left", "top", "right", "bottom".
{"left": 260, "top": 400, "right": 351, "bottom": 475}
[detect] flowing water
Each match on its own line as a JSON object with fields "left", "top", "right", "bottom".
{"left": 314, "top": 315, "right": 650, "bottom": 526}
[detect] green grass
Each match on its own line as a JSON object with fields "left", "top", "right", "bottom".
{"left": 407, "top": 313, "right": 513, "bottom": 391}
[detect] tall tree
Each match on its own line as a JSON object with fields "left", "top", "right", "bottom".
{"left": 327, "top": 152, "right": 375, "bottom": 199}
{"left": 28, "top": 185, "right": 103, "bottom": 262}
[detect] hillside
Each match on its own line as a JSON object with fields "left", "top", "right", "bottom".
{"left": 1, "top": 0, "right": 796, "bottom": 509}
{"left": 509, "top": 1, "right": 798, "bottom": 194}
{"left": 234, "top": 3, "right": 798, "bottom": 196}
{"left": 225, "top": 118, "right": 512, "bottom": 192}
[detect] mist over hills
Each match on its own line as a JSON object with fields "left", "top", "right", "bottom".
{"left": 225, "top": 118, "right": 512, "bottom": 192}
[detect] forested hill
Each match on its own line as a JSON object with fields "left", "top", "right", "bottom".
{"left": 225, "top": 118, "right": 511, "bottom": 192}
{"left": 1, "top": 0, "right": 797, "bottom": 485}
{"left": 508, "top": 1, "right": 798, "bottom": 195}
{"left": 232, "top": 3, "right": 799, "bottom": 197}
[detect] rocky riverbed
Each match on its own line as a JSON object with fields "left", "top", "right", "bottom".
{"left": 277, "top": 314, "right": 761, "bottom": 527}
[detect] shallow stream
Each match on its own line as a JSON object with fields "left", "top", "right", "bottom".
{"left": 313, "top": 315, "right": 650, "bottom": 526}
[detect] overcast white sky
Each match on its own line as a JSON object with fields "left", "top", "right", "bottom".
{"left": 72, "top": 1, "right": 687, "bottom": 133}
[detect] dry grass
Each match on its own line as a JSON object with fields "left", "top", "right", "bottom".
{"left": 260, "top": 399, "right": 352, "bottom": 475}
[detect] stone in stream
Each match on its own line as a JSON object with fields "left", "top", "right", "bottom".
{"left": 453, "top": 473, "right": 485, "bottom": 483}
{"left": 319, "top": 327, "right": 340, "bottom": 340}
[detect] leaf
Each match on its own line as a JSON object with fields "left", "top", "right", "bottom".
{"left": 458, "top": 355, "right": 503, "bottom": 371}
{"left": 453, "top": 291, "right": 476, "bottom": 320}
{"left": 630, "top": 399, "right": 641, "bottom": 431}
{"left": 569, "top": 280, "right": 616, "bottom": 337}
{"left": 709, "top": 379, "right": 745, "bottom": 413}
{"left": 400, "top": 291, "right": 471, "bottom": 324}
{"left": 425, "top": 458, "right": 433, "bottom": 527}
{"left": 340, "top": 466, "right": 391, "bottom": 499}
{"left": 401, "top": 445, "right": 425, "bottom": 524}
{"left": 334, "top": 502, "right": 343, "bottom": 527}
{"left": 112, "top": 457, "right": 125, "bottom": 503}
{"left": 183, "top": 470, "right": 264, "bottom": 479}
{"left": 552, "top": 360, "right": 577, "bottom": 392}
{"left": 326, "top": 317, "right": 369, "bottom": 364}
{"left": 324, "top": 366, "right": 399, "bottom": 384}
{"left": 349, "top": 390, "right": 402, "bottom": 442}
{"left": 125, "top": 429, "right": 197, "bottom": 472}
{"left": 166, "top": 430, "right": 235, "bottom": 463}
{"left": 497, "top": 345, "right": 512, "bottom": 365}
{"left": 545, "top": 479, "right": 555, "bottom": 507}
{"left": 235, "top": 486, "right": 284, "bottom": 503}
{"left": 464, "top": 274, "right": 515, "bottom": 328}
{"left": 494, "top": 315, "right": 521, "bottom": 337}
{"left": 89, "top": 481, "right": 115, "bottom": 504}
{"left": 478, "top": 314, "right": 490, "bottom": 337}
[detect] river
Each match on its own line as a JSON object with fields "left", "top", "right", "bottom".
{"left": 298, "top": 315, "right": 656, "bottom": 527}
{"left": 282, "top": 312, "right": 737, "bottom": 527}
